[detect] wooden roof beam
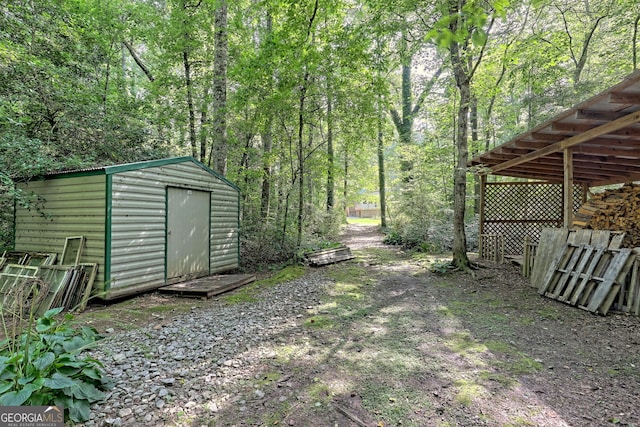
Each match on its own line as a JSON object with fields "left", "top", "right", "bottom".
{"left": 575, "top": 109, "right": 629, "bottom": 121}
{"left": 490, "top": 110, "right": 640, "bottom": 174}
{"left": 609, "top": 92, "right": 640, "bottom": 104}
{"left": 551, "top": 122, "right": 640, "bottom": 137}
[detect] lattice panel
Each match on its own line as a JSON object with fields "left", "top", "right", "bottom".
{"left": 482, "top": 182, "right": 583, "bottom": 255}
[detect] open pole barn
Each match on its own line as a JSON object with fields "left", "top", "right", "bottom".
{"left": 470, "top": 70, "right": 640, "bottom": 257}
{"left": 12, "top": 157, "right": 240, "bottom": 300}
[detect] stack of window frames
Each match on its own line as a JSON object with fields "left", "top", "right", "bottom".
{"left": 0, "top": 237, "right": 98, "bottom": 315}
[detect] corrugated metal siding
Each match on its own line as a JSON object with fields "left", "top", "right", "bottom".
{"left": 14, "top": 175, "right": 107, "bottom": 290}
{"left": 109, "top": 161, "right": 239, "bottom": 291}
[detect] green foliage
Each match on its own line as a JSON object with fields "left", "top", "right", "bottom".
{"left": 240, "top": 224, "right": 299, "bottom": 271}
{"left": 430, "top": 259, "right": 452, "bottom": 274}
{"left": 382, "top": 230, "right": 403, "bottom": 246}
{"left": 0, "top": 307, "right": 110, "bottom": 423}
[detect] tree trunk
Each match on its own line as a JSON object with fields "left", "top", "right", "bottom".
{"left": 634, "top": 14, "right": 640, "bottom": 69}
{"left": 260, "top": 123, "right": 273, "bottom": 220}
{"left": 470, "top": 95, "right": 479, "bottom": 215}
{"left": 326, "top": 91, "right": 335, "bottom": 211}
{"left": 377, "top": 96, "right": 386, "bottom": 228}
{"left": 199, "top": 89, "right": 209, "bottom": 161}
{"left": 211, "top": 0, "right": 228, "bottom": 175}
{"left": 297, "top": 69, "right": 308, "bottom": 248}
{"left": 260, "top": 11, "right": 274, "bottom": 221}
{"left": 343, "top": 150, "right": 349, "bottom": 216}
{"left": 183, "top": 50, "right": 197, "bottom": 158}
{"left": 449, "top": 0, "right": 471, "bottom": 270}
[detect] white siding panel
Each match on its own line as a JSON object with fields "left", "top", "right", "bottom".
{"left": 15, "top": 175, "right": 107, "bottom": 290}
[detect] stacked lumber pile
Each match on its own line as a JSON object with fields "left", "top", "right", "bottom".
{"left": 572, "top": 183, "right": 640, "bottom": 247}
{"left": 305, "top": 245, "right": 354, "bottom": 267}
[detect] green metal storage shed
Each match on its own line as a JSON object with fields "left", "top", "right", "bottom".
{"left": 13, "top": 157, "right": 240, "bottom": 300}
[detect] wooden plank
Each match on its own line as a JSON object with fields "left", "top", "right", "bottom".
{"left": 307, "top": 247, "right": 355, "bottom": 267}
{"left": 548, "top": 245, "right": 585, "bottom": 298}
{"left": 633, "top": 259, "right": 640, "bottom": 316}
{"left": 538, "top": 243, "right": 571, "bottom": 295}
{"left": 589, "top": 230, "right": 611, "bottom": 247}
{"left": 626, "top": 259, "right": 639, "bottom": 313}
{"left": 160, "top": 274, "right": 257, "bottom": 298}
{"left": 600, "top": 253, "right": 636, "bottom": 315}
{"left": 558, "top": 245, "right": 594, "bottom": 302}
{"left": 563, "top": 148, "right": 573, "bottom": 227}
{"left": 568, "top": 229, "right": 592, "bottom": 245}
{"left": 586, "top": 248, "right": 632, "bottom": 313}
{"left": 608, "top": 232, "right": 626, "bottom": 249}
{"left": 530, "top": 228, "right": 569, "bottom": 288}
{"left": 569, "top": 247, "right": 606, "bottom": 305}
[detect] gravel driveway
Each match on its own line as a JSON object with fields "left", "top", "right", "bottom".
{"left": 78, "top": 223, "right": 640, "bottom": 426}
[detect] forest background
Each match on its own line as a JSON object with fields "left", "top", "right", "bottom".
{"left": 1, "top": 0, "right": 639, "bottom": 270}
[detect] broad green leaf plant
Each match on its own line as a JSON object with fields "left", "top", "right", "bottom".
{"left": 0, "top": 302, "right": 111, "bottom": 423}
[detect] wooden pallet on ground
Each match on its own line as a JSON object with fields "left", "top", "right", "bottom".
{"left": 538, "top": 244, "right": 635, "bottom": 315}
{"left": 159, "top": 274, "right": 256, "bottom": 299}
{"left": 306, "top": 245, "right": 354, "bottom": 267}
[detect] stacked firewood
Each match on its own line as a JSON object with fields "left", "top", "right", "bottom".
{"left": 573, "top": 183, "right": 640, "bottom": 247}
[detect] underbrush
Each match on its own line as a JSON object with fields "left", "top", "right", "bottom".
{"left": 0, "top": 281, "right": 110, "bottom": 423}
{"left": 383, "top": 215, "right": 478, "bottom": 254}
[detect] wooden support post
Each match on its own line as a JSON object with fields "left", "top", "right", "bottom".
{"left": 563, "top": 148, "right": 574, "bottom": 228}
{"left": 479, "top": 174, "right": 486, "bottom": 235}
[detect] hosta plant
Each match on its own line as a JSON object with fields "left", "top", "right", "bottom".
{"left": 0, "top": 306, "right": 111, "bottom": 422}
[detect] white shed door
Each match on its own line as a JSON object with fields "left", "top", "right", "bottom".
{"left": 166, "top": 187, "right": 210, "bottom": 279}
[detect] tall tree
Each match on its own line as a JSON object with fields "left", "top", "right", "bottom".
{"left": 211, "top": 0, "right": 228, "bottom": 175}
{"left": 430, "top": 0, "right": 503, "bottom": 270}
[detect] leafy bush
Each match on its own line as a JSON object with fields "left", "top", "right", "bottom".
{"left": 240, "top": 225, "right": 298, "bottom": 271}
{"left": 383, "top": 230, "right": 403, "bottom": 246}
{"left": 0, "top": 306, "right": 110, "bottom": 423}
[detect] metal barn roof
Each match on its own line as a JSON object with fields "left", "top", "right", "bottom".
{"left": 470, "top": 70, "right": 640, "bottom": 187}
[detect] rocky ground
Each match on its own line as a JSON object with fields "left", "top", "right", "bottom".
{"left": 77, "top": 223, "right": 640, "bottom": 426}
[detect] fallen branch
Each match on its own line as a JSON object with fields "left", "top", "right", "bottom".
{"left": 332, "top": 403, "right": 368, "bottom": 427}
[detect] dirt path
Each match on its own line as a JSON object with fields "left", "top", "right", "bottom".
{"left": 253, "top": 223, "right": 640, "bottom": 427}
{"left": 80, "top": 223, "right": 640, "bottom": 426}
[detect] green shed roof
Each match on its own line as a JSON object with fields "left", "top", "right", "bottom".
{"left": 30, "top": 156, "right": 239, "bottom": 191}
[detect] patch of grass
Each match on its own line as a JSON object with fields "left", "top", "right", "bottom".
{"left": 255, "top": 371, "right": 282, "bottom": 386}
{"left": 485, "top": 340, "right": 543, "bottom": 375}
{"left": 325, "top": 265, "right": 368, "bottom": 285}
{"left": 436, "top": 305, "right": 453, "bottom": 316}
{"left": 447, "top": 332, "right": 488, "bottom": 356}
{"left": 453, "top": 379, "right": 486, "bottom": 406}
{"left": 507, "top": 356, "right": 543, "bottom": 375}
{"left": 537, "top": 307, "right": 561, "bottom": 320}
{"left": 518, "top": 316, "right": 536, "bottom": 326}
{"left": 358, "top": 247, "right": 405, "bottom": 263}
{"left": 478, "top": 370, "right": 518, "bottom": 387}
{"left": 147, "top": 304, "right": 187, "bottom": 313}
{"left": 346, "top": 217, "right": 380, "bottom": 225}
{"left": 308, "top": 379, "right": 332, "bottom": 404}
{"left": 262, "top": 401, "right": 291, "bottom": 425}
{"left": 304, "top": 315, "right": 334, "bottom": 329}
{"left": 360, "top": 382, "right": 413, "bottom": 425}
{"left": 503, "top": 417, "right": 536, "bottom": 426}
{"left": 223, "top": 291, "right": 258, "bottom": 304}
{"left": 484, "top": 340, "right": 516, "bottom": 354}
{"left": 224, "top": 265, "right": 307, "bottom": 304}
